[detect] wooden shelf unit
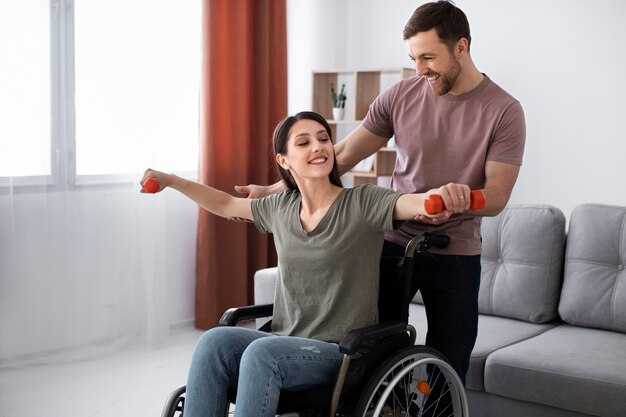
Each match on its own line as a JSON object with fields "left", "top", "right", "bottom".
{"left": 351, "top": 147, "right": 397, "bottom": 186}
{"left": 311, "top": 68, "right": 413, "bottom": 186}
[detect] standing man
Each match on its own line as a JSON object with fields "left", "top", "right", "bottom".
{"left": 237, "top": 0, "right": 525, "bottom": 384}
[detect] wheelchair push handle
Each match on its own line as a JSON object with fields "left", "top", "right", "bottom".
{"left": 428, "top": 234, "right": 451, "bottom": 249}
{"left": 424, "top": 190, "right": 485, "bottom": 214}
{"left": 404, "top": 232, "right": 450, "bottom": 258}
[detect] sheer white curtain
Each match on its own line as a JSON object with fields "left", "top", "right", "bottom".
{"left": 0, "top": 0, "right": 199, "bottom": 366}
{"left": 0, "top": 183, "right": 198, "bottom": 364}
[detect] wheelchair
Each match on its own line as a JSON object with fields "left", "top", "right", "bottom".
{"left": 161, "top": 233, "right": 469, "bottom": 417}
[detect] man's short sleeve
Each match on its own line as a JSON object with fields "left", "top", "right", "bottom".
{"left": 362, "top": 84, "right": 397, "bottom": 139}
{"left": 486, "top": 101, "right": 526, "bottom": 166}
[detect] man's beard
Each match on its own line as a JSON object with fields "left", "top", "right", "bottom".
{"left": 431, "top": 61, "right": 461, "bottom": 96}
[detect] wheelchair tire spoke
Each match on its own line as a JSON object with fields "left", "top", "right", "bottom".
{"left": 353, "top": 346, "right": 468, "bottom": 417}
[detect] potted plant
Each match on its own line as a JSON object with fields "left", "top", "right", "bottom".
{"left": 330, "top": 83, "right": 346, "bottom": 120}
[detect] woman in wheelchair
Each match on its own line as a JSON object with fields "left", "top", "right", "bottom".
{"left": 142, "top": 111, "right": 460, "bottom": 417}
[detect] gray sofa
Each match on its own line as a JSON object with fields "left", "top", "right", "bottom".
{"left": 254, "top": 203, "right": 626, "bottom": 417}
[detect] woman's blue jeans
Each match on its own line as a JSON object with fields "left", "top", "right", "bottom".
{"left": 184, "top": 327, "right": 345, "bottom": 417}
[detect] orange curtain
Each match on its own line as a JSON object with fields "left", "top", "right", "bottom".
{"left": 196, "top": 0, "right": 286, "bottom": 329}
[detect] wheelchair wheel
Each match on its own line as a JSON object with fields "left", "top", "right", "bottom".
{"left": 353, "top": 345, "right": 468, "bottom": 417}
{"left": 160, "top": 385, "right": 231, "bottom": 417}
{"left": 160, "top": 386, "right": 186, "bottom": 417}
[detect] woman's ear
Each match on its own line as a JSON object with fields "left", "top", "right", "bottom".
{"left": 276, "top": 153, "right": 289, "bottom": 170}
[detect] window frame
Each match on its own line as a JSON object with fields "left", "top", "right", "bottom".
{"left": 0, "top": 0, "right": 61, "bottom": 191}
{"left": 1, "top": 0, "right": 198, "bottom": 193}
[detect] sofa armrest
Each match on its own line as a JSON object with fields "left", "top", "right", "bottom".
{"left": 254, "top": 267, "right": 278, "bottom": 304}
{"left": 218, "top": 303, "right": 274, "bottom": 326}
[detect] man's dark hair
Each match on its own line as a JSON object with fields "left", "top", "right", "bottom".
{"left": 403, "top": 1, "right": 471, "bottom": 51}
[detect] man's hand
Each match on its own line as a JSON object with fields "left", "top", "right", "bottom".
{"left": 415, "top": 182, "right": 471, "bottom": 223}
{"left": 229, "top": 182, "right": 287, "bottom": 222}
{"left": 234, "top": 184, "right": 274, "bottom": 199}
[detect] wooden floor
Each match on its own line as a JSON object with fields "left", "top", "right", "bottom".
{"left": 0, "top": 326, "right": 204, "bottom": 417}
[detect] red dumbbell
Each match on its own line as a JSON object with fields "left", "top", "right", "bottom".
{"left": 424, "top": 190, "right": 485, "bottom": 214}
{"left": 142, "top": 177, "right": 160, "bottom": 194}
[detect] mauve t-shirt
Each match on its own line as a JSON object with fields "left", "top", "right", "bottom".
{"left": 363, "top": 75, "right": 526, "bottom": 255}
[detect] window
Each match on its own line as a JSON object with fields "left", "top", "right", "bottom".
{"left": 0, "top": 0, "right": 200, "bottom": 187}
{"left": 0, "top": 0, "right": 51, "bottom": 179}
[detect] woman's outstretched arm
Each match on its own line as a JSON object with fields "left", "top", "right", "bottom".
{"left": 393, "top": 193, "right": 435, "bottom": 221}
{"left": 141, "top": 169, "right": 254, "bottom": 221}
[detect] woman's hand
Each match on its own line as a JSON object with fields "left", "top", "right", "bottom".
{"left": 140, "top": 169, "right": 170, "bottom": 193}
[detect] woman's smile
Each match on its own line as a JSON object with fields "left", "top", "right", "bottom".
{"left": 308, "top": 156, "right": 328, "bottom": 165}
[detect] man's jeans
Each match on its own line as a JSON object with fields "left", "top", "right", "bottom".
{"left": 184, "top": 327, "right": 345, "bottom": 417}
{"left": 383, "top": 239, "right": 481, "bottom": 385}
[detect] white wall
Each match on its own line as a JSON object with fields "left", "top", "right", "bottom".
{"left": 287, "top": 0, "right": 626, "bottom": 219}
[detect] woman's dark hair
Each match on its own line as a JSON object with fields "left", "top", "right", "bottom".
{"left": 273, "top": 111, "right": 343, "bottom": 191}
{"left": 403, "top": 1, "right": 471, "bottom": 51}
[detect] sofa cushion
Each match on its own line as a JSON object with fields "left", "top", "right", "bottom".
{"left": 558, "top": 204, "right": 626, "bottom": 333}
{"left": 409, "top": 303, "right": 558, "bottom": 391}
{"left": 466, "top": 390, "right": 595, "bottom": 417}
{"left": 484, "top": 324, "right": 626, "bottom": 417}
{"left": 466, "top": 314, "right": 559, "bottom": 391}
{"left": 479, "top": 204, "right": 566, "bottom": 323}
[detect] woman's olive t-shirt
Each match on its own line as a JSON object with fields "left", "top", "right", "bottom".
{"left": 251, "top": 184, "right": 402, "bottom": 342}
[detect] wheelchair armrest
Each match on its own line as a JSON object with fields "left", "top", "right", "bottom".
{"left": 218, "top": 303, "right": 274, "bottom": 326}
{"left": 338, "top": 320, "right": 407, "bottom": 355}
